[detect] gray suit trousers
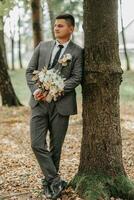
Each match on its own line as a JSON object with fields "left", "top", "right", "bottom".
{"left": 30, "top": 100, "right": 69, "bottom": 182}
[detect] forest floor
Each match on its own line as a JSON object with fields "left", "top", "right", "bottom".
{"left": 0, "top": 70, "right": 134, "bottom": 200}
{"left": 0, "top": 101, "right": 134, "bottom": 200}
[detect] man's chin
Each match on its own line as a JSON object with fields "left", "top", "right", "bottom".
{"left": 55, "top": 36, "right": 68, "bottom": 40}
{"left": 55, "top": 35, "right": 62, "bottom": 39}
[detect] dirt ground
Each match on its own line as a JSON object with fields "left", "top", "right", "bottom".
{"left": 0, "top": 102, "right": 134, "bottom": 200}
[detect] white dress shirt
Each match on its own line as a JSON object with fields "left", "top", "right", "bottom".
{"left": 49, "top": 39, "right": 70, "bottom": 66}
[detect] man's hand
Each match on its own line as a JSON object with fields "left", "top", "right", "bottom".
{"left": 33, "top": 89, "right": 48, "bottom": 101}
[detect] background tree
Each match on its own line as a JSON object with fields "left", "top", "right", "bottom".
{"left": 31, "top": 0, "right": 43, "bottom": 47}
{"left": 0, "top": 0, "right": 10, "bottom": 69}
{"left": 17, "top": 1, "right": 23, "bottom": 69}
{"left": 18, "top": 15, "right": 23, "bottom": 69}
{"left": 71, "top": 0, "right": 134, "bottom": 199}
{"left": 120, "top": 0, "right": 130, "bottom": 71}
{"left": 0, "top": 44, "right": 22, "bottom": 106}
{"left": 9, "top": 13, "right": 15, "bottom": 70}
{"left": 0, "top": 0, "right": 22, "bottom": 106}
{"left": 46, "top": 0, "right": 55, "bottom": 38}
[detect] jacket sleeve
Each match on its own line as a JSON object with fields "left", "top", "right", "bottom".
{"left": 63, "top": 48, "right": 84, "bottom": 94}
{"left": 25, "top": 42, "right": 41, "bottom": 94}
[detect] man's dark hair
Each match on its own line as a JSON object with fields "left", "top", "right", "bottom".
{"left": 55, "top": 14, "right": 75, "bottom": 27}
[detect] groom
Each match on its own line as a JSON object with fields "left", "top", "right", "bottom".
{"left": 26, "top": 14, "right": 83, "bottom": 199}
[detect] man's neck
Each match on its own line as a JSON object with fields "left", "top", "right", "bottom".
{"left": 56, "top": 38, "right": 71, "bottom": 44}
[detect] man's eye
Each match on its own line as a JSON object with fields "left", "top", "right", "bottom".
{"left": 55, "top": 25, "right": 64, "bottom": 28}
{"left": 58, "top": 25, "right": 64, "bottom": 27}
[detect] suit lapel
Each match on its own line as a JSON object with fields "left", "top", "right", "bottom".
{"left": 54, "top": 40, "right": 74, "bottom": 70}
{"left": 45, "top": 40, "right": 55, "bottom": 68}
{"left": 60, "top": 40, "right": 74, "bottom": 59}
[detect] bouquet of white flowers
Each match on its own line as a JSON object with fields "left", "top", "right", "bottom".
{"left": 32, "top": 67, "right": 66, "bottom": 103}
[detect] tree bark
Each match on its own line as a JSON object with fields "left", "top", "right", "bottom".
{"left": 31, "top": 0, "right": 43, "bottom": 48}
{"left": 18, "top": 16, "right": 23, "bottom": 69}
{"left": 11, "top": 37, "right": 15, "bottom": 70}
{"left": 0, "top": 16, "right": 8, "bottom": 69}
{"left": 9, "top": 16, "right": 15, "bottom": 70}
{"left": 80, "top": 0, "right": 125, "bottom": 177}
{"left": 46, "top": 0, "right": 55, "bottom": 39}
{"left": 120, "top": 0, "right": 130, "bottom": 71}
{"left": 0, "top": 45, "right": 22, "bottom": 106}
{"left": 70, "top": 1, "right": 134, "bottom": 199}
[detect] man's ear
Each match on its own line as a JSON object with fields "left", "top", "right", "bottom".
{"left": 70, "top": 26, "right": 74, "bottom": 34}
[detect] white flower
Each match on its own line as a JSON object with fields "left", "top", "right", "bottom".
{"left": 58, "top": 53, "right": 72, "bottom": 66}
{"left": 66, "top": 53, "right": 72, "bottom": 60}
{"left": 32, "top": 66, "right": 65, "bottom": 103}
{"left": 38, "top": 71, "right": 45, "bottom": 82}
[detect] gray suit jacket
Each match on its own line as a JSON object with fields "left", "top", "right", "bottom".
{"left": 26, "top": 40, "right": 83, "bottom": 116}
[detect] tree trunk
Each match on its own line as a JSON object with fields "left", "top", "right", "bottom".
{"left": 71, "top": 1, "right": 134, "bottom": 199}
{"left": 11, "top": 37, "right": 15, "bottom": 70}
{"left": 46, "top": 0, "right": 55, "bottom": 39}
{"left": 31, "top": 0, "right": 43, "bottom": 48}
{"left": 120, "top": 0, "right": 130, "bottom": 71}
{"left": 18, "top": 16, "right": 23, "bottom": 69}
{"left": 9, "top": 16, "right": 15, "bottom": 70}
{"left": 80, "top": 0, "right": 124, "bottom": 176}
{"left": 0, "top": 45, "right": 22, "bottom": 106}
{"left": 0, "top": 16, "right": 8, "bottom": 69}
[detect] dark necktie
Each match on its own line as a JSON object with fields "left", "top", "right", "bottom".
{"left": 50, "top": 44, "right": 64, "bottom": 69}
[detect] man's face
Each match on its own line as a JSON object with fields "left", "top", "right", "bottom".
{"left": 54, "top": 19, "right": 74, "bottom": 39}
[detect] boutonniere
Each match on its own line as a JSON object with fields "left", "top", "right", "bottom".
{"left": 58, "top": 53, "right": 72, "bottom": 66}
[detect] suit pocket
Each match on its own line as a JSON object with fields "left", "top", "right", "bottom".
{"left": 61, "top": 62, "right": 73, "bottom": 79}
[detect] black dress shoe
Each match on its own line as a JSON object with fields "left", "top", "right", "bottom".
{"left": 41, "top": 178, "right": 52, "bottom": 199}
{"left": 50, "top": 180, "right": 68, "bottom": 199}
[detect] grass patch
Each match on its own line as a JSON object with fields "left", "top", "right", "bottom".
{"left": 120, "top": 71, "right": 134, "bottom": 103}
{"left": 70, "top": 172, "right": 134, "bottom": 200}
{"left": 9, "top": 68, "right": 30, "bottom": 105}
